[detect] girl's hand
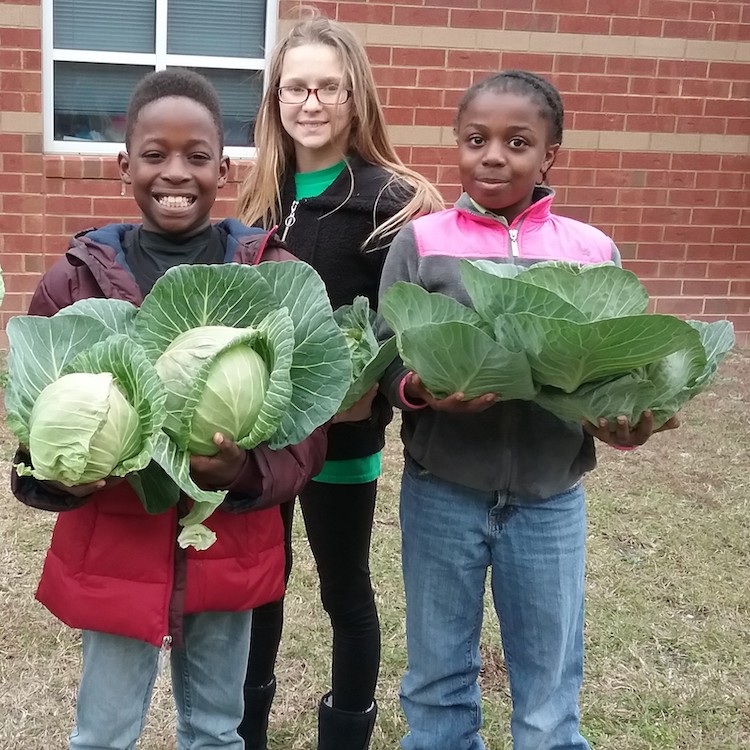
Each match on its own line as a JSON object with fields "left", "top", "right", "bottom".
{"left": 46, "top": 476, "right": 126, "bottom": 498}
{"left": 190, "top": 433, "right": 245, "bottom": 490}
{"left": 583, "top": 410, "right": 681, "bottom": 448}
{"left": 332, "top": 385, "right": 378, "bottom": 424}
{"left": 404, "top": 372, "right": 498, "bottom": 414}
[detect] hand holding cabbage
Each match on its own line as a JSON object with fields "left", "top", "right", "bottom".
{"left": 6, "top": 262, "right": 353, "bottom": 550}
{"left": 381, "top": 260, "right": 735, "bottom": 431}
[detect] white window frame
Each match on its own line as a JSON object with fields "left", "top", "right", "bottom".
{"left": 42, "top": 0, "right": 278, "bottom": 157}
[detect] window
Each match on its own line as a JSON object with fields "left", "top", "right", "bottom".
{"left": 43, "top": 0, "right": 277, "bottom": 155}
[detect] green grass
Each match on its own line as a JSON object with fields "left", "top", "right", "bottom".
{"left": 1, "top": 352, "right": 749, "bottom": 749}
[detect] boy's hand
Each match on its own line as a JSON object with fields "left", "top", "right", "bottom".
{"left": 332, "top": 385, "right": 378, "bottom": 423}
{"left": 583, "top": 410, "right": 681, "bottom": 448}
{"left": 45, "top": 476, "right": 125, "bottom": 498}
{"left": 404, "top": 372, "right": 498, "bottom": 414}
{"left": 190, "top": 433, "right": 245, "bottom": 490}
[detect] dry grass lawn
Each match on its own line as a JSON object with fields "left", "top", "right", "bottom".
{"left": 1, "top": 352, "right": 749, "bottom": 749}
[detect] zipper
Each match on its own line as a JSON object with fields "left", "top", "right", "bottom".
{"left": 157, "top": 634, "right": 172, "bottom": 675}
{"left": 508, "top": 228, "right": 520, "bottom": 257}
{"left": 280, "top": 200, "right": 299, "bottom": 242}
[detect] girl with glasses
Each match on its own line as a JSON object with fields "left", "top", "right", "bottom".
{"left": 236, "top": 10, "right": 443, "bottom": 750}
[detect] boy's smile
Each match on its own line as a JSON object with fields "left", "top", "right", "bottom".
{"left": 118, "top": 96, "right": 229, "bottom": 236}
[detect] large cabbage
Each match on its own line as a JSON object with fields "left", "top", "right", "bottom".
{"left": 133, "top": 262, "right": 352, "bottom": 549}
{"left": 333, "top": 296, "right": 398, "bottom": 411}
{"left": 5, "top": 263, "right": 354, "bottom": 551}
{"left": 6, "top": 307, "right": 166, "bottom": 488}
{"left": 26, "top": 372, "right": 140, "bottom": 485}
{"left": 156, "top": 326, "right": 270, "bottom": 456}
{"left": 380, "top": 260, "right": 735, "bottom": 427}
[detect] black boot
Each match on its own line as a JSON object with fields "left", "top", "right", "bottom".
{"left": 317, "top": 692, "right": 377, "bottom": 750}
{"left": 238, "top": 676, "right": 276, "bottom": 750}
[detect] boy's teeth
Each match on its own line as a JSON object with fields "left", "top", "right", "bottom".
{"left": 158, "top": 195, "right": 192, "bottom": 208}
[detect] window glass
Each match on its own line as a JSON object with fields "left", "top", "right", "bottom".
{"left": 54, "top": 62, "right": 153, "bottom": 142}
{"left": 53, "top": 0, "right": 155, "bottom": 53}
{"left": 167, "top": 0, "right": 266, "bottom": 58}
{"left": 188, "top": 68, "right": 264, "bottom": 147}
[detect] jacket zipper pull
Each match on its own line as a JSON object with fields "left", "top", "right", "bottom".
{"left": 157, "top": 634, "right": 172, "bottom": 675}
{"left": 280, "top": 200, "right": 299, "bottom": 242}
{"left": 509, "top": 228, "right": 520, "bottom": 257}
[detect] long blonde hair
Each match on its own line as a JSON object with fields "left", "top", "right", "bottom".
{"left": 236, "top": 8, "right": 443, "bottom": 244}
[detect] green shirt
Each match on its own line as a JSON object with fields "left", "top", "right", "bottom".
{"left": 295, "top": 160, "right": 382, "bottom": 485}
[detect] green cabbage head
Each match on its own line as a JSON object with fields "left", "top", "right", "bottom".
{"left": 28, "top": 372, "right": 140, "bottom": 485}
{"left": 156, "top": 326, "right": 270, "bottom": 456}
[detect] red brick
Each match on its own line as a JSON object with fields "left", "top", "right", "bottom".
{"left": 418, "top": 68, "right": 472, "bottom": 89}
{"left": 371, "top": 66, "right": 417, "bottom": 87}
{"left": 450, "top": 9, "right": 503, "bottom": 28}
{"left": 684, "top": 245, "right": 733, "bottom": 261}
{"left": 415, "top": 107, "right": 454, "bottom": 126}
{"left": 692, "top": 208, "right": 743, "bottom": 225}
{"left": 664, "top": 225, "right": 713, "bottom": 244}
{"left": 676, "top": 116, "right": 726, "bottom": 133}
{"left": 504, "top": 12, "right": 558, "bottom": 32}
{"left": 0, "top": 172, "right": 24, "bottom": 193}
{"left": 672, "top": 154, "right": 721, "bottom": 171}
{"left": 387, "top": 87, "right": 441, "bottom": 109}
{"left": 612, "top": 224, "right": 664, "bottom": 243}
{"left": 691, "top": 2, "right": 742, "bottom": 22}
{"left": 559, "top": 14, "right": 611, "bottom": 34}
{"left": 644, "top": 171, "right": 696, "bottom": 189}
{"left": 706, "top": 262, "right": 750, "bottom": 279}
{"left": 622, "top": 260, "right": 659, "bottom": 278}
{"left": 46, "top": 196, "right": 93, "bottom": 215}
{"left": 705, "top": 99, "right": 750, "bottom": 118}
{"left": 628, "top": 114, "right": 677, "bottom": 132}
{"left": 393, "top": 48, "right": 445, "bottom": 68}
{"left": 704, "top": 298, "right": 750, "bottom": 315}
{"left": 683, "top": 279, "right": 730, "bottom": 296}
{"left": 658, "top": 261, "right": 708, "bottom": 279}
{"left": 499, "top": 53, "right": 554, "bottom": 74}
{"left": 730, "top": 281, "right": 750, "bottom": 295}
{"left": 637, "top": 243, "right": 685, "bottom": 260}
{"left": 657, "top": 60, "right": 709, "bottom": 78}
{"left": 394, "top": 6, "right": 449, "bottom": 25}
{"left": 383, "top": 106, "right": 414, "bottom": 125}
{"left": 447, "top": 50, "right": 500, "bottom": 70}
{"left": 0, "top": 27, "right": 40, "bottom": 49}
{"left": 555, "top": 55, "right": 607, "bottom": 75}
{"left": 654, "top": 297, "right": 705, "bottom": 315}
{"left": 534, "top": 0, "right": 587, "bottom": 11}
{"left": 337, "top": 3, "right": 393, "bottom": 23}
{"left": 713, "top": 227, "right": 748, "bottom": 243}
{"left": 663, "top": 19, "right": 716, "bottom": 38}
{"left": 628, "top": 76, "right": 681, "bottom": 97}
{"left": 572, "top": 112, "right": 626, "bottom": 130}
{"left": 642, "top": 278, "right": 683, "bottom": 296}
{"left": 610, "top": 17, "right": 663, "bottom": 36}
{"left": 0, "top": 253, "right": 24, "bottom": 273}
{"left": 726, "top": 120, "right": 750, "bottom": 136}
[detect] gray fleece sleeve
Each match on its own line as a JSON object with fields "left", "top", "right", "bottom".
{"left": 376, "top": 223, "right": 426, "bottom": 411}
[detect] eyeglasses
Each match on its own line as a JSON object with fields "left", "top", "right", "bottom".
{"left": 277, "top": 85, "right": 351, "bottom": 105}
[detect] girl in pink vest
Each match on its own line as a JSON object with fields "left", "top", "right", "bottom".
{"left": 378, "top": 70, "right": 679, "bottom": 750}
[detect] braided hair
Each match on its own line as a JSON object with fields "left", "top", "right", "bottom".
{"left": 456, "top": 70, "right": 564, "bottom": 146}
{"left": 125, "top": 68, "right": 224, "bottom": 150}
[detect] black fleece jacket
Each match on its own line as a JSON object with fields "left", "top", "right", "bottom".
{"left": 278, "top": 155, "right": 414, "bottom": 461}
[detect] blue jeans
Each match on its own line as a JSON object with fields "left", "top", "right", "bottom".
{"left": 399, "top": 458, "right": 591, "bottom": 750}
{"left": 69, "top": 610, "right": 253, "bottom": 749}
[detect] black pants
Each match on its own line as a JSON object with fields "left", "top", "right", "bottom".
{"left": 244, "top": 480, "right": 380, "bottom": 712}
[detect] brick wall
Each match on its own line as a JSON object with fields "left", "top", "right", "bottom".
{"left": 1, "top": 0, "right": 749, "bottom": 345}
